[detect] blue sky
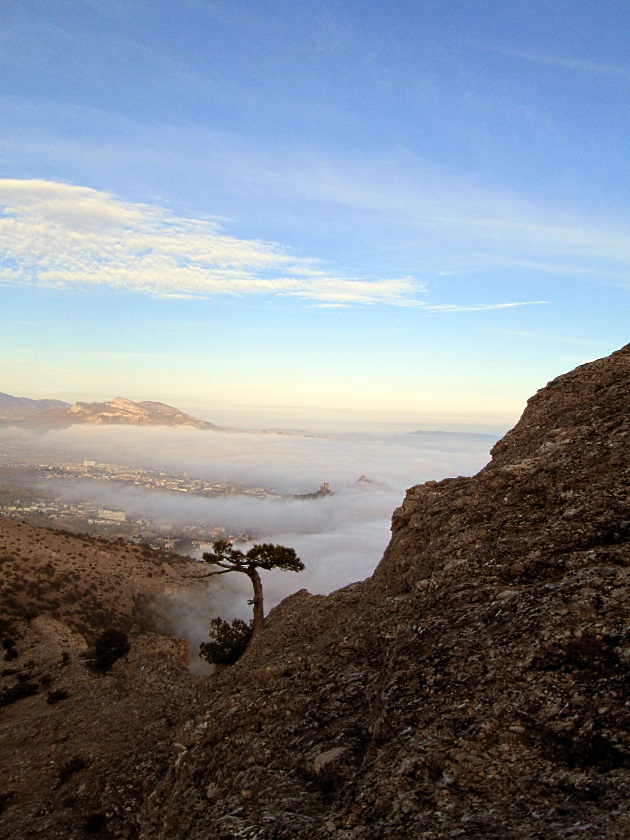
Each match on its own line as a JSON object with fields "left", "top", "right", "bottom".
{"left": 1, "top": 0, "right": 628, "bottom": 432}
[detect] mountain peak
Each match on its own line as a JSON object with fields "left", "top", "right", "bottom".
{"left": 0, "top": 393, "right": 220, "bottom": 429}
{"left": 108, "top": 396, "right": 139, "bottom": 408}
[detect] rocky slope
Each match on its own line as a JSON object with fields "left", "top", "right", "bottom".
{"left": 0, "top": 525, "right": 203, "bottom": 839}
{"left": 0, "top": 519, "right": 205, "bottom": 642}
{"left": 0, "top": 620, "right": 196, "bottom": 839}
{"left": 0, "top": 345, "right": 628, "bottom": 839}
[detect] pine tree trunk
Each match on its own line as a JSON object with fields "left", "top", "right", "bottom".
{"left": 248, "top": 567, "right": 265, "bottom": 637}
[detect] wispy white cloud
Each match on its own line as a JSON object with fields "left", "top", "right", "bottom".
{"left": 0, "top": 179, "right": 422, "bottom": 306}
{"left": 0, "top": 179, "right": 548, "bottom": 309}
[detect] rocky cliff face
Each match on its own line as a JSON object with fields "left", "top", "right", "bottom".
{"left": 148, "top": 344, "right": 629, "bottom": 839}
{"left": 375, "top": 340, "right": 628, "bottom": 595}
{"left": 0, "top": 346, "right": 628, "bottom": 839}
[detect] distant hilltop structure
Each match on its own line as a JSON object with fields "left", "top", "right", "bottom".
{"left": 291, "top": 483, "right": 333, "bottom": 500}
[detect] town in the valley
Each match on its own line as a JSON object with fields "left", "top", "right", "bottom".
{"left": 0, "top": 454, "right": 333, "bottom": 553}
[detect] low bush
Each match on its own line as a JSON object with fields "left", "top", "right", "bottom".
{"left": 200, "top": 617, "right": 253, "bottom": 666}
{"left": 89, "top": 628, "right": 130, "bottom": 673}
{"left": 3, "top": 641, "right": 17, "bottom": 662}
{"left": 57, "top": 757, "right": 86, "bottom": 785}
{"left": 84, "top": 813, "right": 107, "bottom": 834}
{"left": 0, "top": 681, "right": 38, "bottom": 708}
{"left": 0, "top": 792, "right": 15, "bottom": 817}
{"left": 47, "top": 689, "right": 69, "bottom": 704}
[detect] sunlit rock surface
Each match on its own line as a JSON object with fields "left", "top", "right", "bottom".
{"left": 0, "top": 395, "right": 219, "bottom": 429}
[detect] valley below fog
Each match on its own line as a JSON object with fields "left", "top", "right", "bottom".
{"left": 0, "top": 424, "right": 497, "bottom": 623}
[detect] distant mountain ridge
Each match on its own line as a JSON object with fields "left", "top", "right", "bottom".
{"left": 0, "top": 392, "right": 219, "bottom": 430}
{"left": 0, "top": 391, "right": 70, "bottom": 418}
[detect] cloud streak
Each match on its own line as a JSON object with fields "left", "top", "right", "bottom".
{"left": 469, "top": 41, "right": 630, "bottom": 83}
{"left": 425, "top": 301, "right": 547, "bottom": 313}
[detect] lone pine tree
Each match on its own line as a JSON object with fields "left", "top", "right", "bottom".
{"left": 198, "top": 540, "right": 304, "bottom": 637}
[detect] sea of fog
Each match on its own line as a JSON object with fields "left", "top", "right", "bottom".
{"left": 1, "top": 425, "right": 498, "bottom": 661}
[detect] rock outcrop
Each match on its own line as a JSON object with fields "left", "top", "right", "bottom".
{"left": 0, "top": 344, "right": 628, "bottom": 839}
{"left": 147, "top": 344, "right": 629, "bottom": 839}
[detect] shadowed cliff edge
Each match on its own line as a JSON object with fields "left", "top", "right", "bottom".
{"left": 1, "top": 344, "right": 628, "bottom": 839}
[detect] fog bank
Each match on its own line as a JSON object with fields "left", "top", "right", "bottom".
{"left": 1, "top": 425, "right": 497, "bottom": 655}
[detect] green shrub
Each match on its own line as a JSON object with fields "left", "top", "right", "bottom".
{"left": 199, "top": 617, "right": 253, "bottom": 666}
{"left": 0, "top": 792, "right": 15, "bottom": 817}
{"left": 2, "top": 637, "right": 18, "bottom": 662}
{"left": 84, "top": 813, "right": 107, "bottom": 834}
{"left": 90, "top": 628, "right": 130, "bottom": 673}
{"left": 47, "top": 689, "right": 69, "bottom": 704}
{"left": 57, "top": 757, "right": 86, "bottom": 785}
{"left": 0, "top": 681, "right": 38, "bottom": 708}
